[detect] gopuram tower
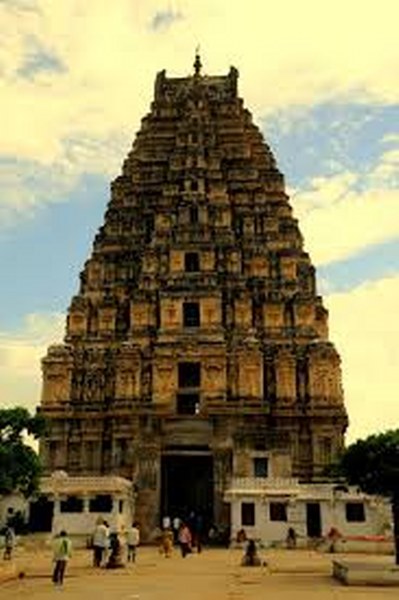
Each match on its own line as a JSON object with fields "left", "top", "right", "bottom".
{"left": 39, "top": 56, "right": 348, "bottom": 538}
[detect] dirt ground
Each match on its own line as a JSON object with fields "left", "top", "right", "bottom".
{"left": 1, "top": 545, "right": 398, "bottom": 599}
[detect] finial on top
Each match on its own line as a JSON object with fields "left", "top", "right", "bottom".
{"left": 194, "top": 46, "right": 202, "bottom": 76}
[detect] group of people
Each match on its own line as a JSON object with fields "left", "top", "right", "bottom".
{"left": 50, "top": 519, "right": 140, "bottom": 587}
{"left": 92, "top": 518, "right": 141, "bottom": 568}
{"left": 159, "top": 513, "right": 205, "bottom": 558}
{"left": 159, "top": 520, "right": 194, "bottom": 558}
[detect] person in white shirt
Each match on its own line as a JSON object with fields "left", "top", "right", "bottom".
{"left": 172, "top": 516, "right": 181, "bottom": 543}
{"left": 162, "top": 515, "right": 171, "bottom": 529}
{"left": 92, "top": 518, "right": 108, "bottom": 567}
{"left": 126, "top": 522, "right": 140, "bottom": 563}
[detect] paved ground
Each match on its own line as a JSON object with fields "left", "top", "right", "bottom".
{"left": 1, "top": 546, "right": 399, "bottom": 599}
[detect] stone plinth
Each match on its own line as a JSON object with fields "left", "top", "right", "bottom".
{"left": 333, "top": 560, "right": 399, "bottom": 586}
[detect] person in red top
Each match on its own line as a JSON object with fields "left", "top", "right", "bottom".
{"left": 178, "top": 523, "right": 192, "bottom": 558}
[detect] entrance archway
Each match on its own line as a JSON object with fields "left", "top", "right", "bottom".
{"left": 161, "top": 453, "right": 213, "bottom": 528}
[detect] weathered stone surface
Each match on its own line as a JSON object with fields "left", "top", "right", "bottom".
{"left": 39, "top": 57, "right": 347, "bottom": 538}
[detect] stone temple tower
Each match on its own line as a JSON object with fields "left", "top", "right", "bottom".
{"left": 39, "top": 56, "right": 348, "bottom": 538}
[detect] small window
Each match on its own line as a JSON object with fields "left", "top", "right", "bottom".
{"left": 178, "top": 363, "right": 201, "bottom": 388}
{"left": 118, "top": 500, "right": 124, "bottom": 514}
{"left": 269, "top": 502, "right": 287, "bottom": 522}
{"left": 89, "top": 494, "right": 113, "bottom": 513}
{"left": 241, "top": 502, "right": 255, "bottom": 526}
{"left": 345, "top": 502, "right": 365, "bottom": 522}
{"left": 190, "top": 180, "right": 198, "bottom": 191}
{"left": 185, "top": 252, "right": 200, "bottom": 272}
{"left": 189, "top": 206, "right": 199, "bottom": 224}
{"left": 254, "top": 457, "right": 268, "bottom": 478}
{"left": 183, "top": 302, "right": 200, "bottom": 327}
{"left": 60, "top": 496, "right": 84, "bottom": 513}
{"left": 177, "top": 393, "right": 200, "bottom": 415}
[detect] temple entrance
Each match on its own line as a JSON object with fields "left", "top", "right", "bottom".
{"left": 161, "top": 453, "right": 213, "bottom": 529}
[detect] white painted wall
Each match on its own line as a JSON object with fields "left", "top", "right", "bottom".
{"left": 227, "top": 483, "right": 393, "bottom": 553}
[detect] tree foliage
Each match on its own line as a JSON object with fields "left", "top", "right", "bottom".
{"left": 339, "top": 430, "right": 399, "bottom": 497}
{"left": 339, "top": 429, "right": 399, "bottom": 565}
{"left": 0, "top": 407, "right": 46, "bottom": 497}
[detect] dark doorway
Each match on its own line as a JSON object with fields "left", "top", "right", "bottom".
{"left": 161, "top": 454, "right": 213, "bottom": 526}
{"left": 29, "top": 496, "right": 54, "bottom": 532}
{"left": 306, "top": 502, "right": 322, "bottom": 537}
{"left": 178, "top": 363, "right": 201, "bottom": 388}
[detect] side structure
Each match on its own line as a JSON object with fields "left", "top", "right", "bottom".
{"left": 39, "top": 56, "right": 347, "bottom": 539}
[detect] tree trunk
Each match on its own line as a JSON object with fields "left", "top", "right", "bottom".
{"left": 392, "top": 492, "right": 399, "bottom": 566}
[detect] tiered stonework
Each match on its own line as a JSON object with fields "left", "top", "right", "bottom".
{"left": 39, "top": 57, "right": 347, "bottom": 539}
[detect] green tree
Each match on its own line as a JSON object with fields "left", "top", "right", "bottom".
{"left": 339, "top": 430, "right": 399, "bottom": 564}
{"left": 0, "top": 407, "right": 45, "bottom": 497}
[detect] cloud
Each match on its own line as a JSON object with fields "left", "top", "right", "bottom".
{"left": 149, "top": 9, "right": 183, "bottom": 31}
{"left": 16, "top": 35, "right": 66, "bottom": 80}
{"left": 0, "top": 131, "right": 126, "bottom": 230}
{"left": 0, "top": 0, "right": 398, "bottom": 167}
{"left": 326, "top": 275, "right": 399, "bottom": 443}
{"left": 292, "top": 150, "right": 399, "bottom": 265}
{"left": 0, "top": 1, "right": 397, "bottom": 229}
{"left": 0, "top": 312, "right": 64, "bottom": 412}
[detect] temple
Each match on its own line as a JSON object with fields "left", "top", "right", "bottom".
{"left": 39, "top": 56, "right": 348, "bottom": 539}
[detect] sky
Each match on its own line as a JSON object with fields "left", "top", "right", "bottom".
{"left": 0, "top": 0, "right": 398, "bottom": 444}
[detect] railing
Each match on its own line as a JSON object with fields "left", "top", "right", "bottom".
{"left": 229, "top": 477, "right": 300, "bottom": 490}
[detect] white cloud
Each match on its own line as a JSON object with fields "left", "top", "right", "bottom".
{"left": 326, "top": 275, "right": 399, "bottom": 443}
{"left": 292, "top": 153, "right": 399, "bottom": 265}
{"left": 1, "top": 0, "right": 398, "bottom": 229}
{"left": 1, "top": 0, "right": 398, "bottom": 166}
{"left": 0, "top": 312, "right": 64, "bottom": 412}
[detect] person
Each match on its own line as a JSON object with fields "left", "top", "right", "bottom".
{"left": 178, "top": 522, "right": 192, "bottom": 558}
{"left": 162, "top": 515, "right": 171, "bottom": 530}
{"left": 52, "top": 530, "right": 72, "bottom": 586}
{"left": 172, "top": 516, "right": 181, "bottom": 543}
{"left": 92, "top": 518, "right": 108, "bottom": 567}
{"left": 106, "top": 532, "right": 125, "bottom": 569}
{"left": 126, "top": 522, "right": 140, "bottom": 563}
{"left": 236, "top": 528, "right": 247, "bottom": 544}
{"left": 3, "top": 526, "right": 15, "bottom": 560}
{"left": 286, "top": 527, "right": 297, "bottom": 549}
{"left": 193, "top": 514, "right": 204, "bottom": 553}
{"left": 241, "top": 539, "right": 261, "bottom": 567}
{"left": 326, "top": 526, "right": 341, "bottom": 553}
{"left": 159, "top": 527, "right": 174, "bottom": 557}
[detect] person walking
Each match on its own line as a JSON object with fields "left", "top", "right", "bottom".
{"left": 52, "top": 530, "right": 72, "bottom": 586}
{"left": 3, "top": 526, "right": 15, "bottom": 560}
{"left": 126, "top": 522, "right": 140, "bottom": 563}
{"left": 92, "top": 518, "right": 108, "bottom": 567}
{"left": 178, "top": 523, "right": 192, "bottom": 558}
